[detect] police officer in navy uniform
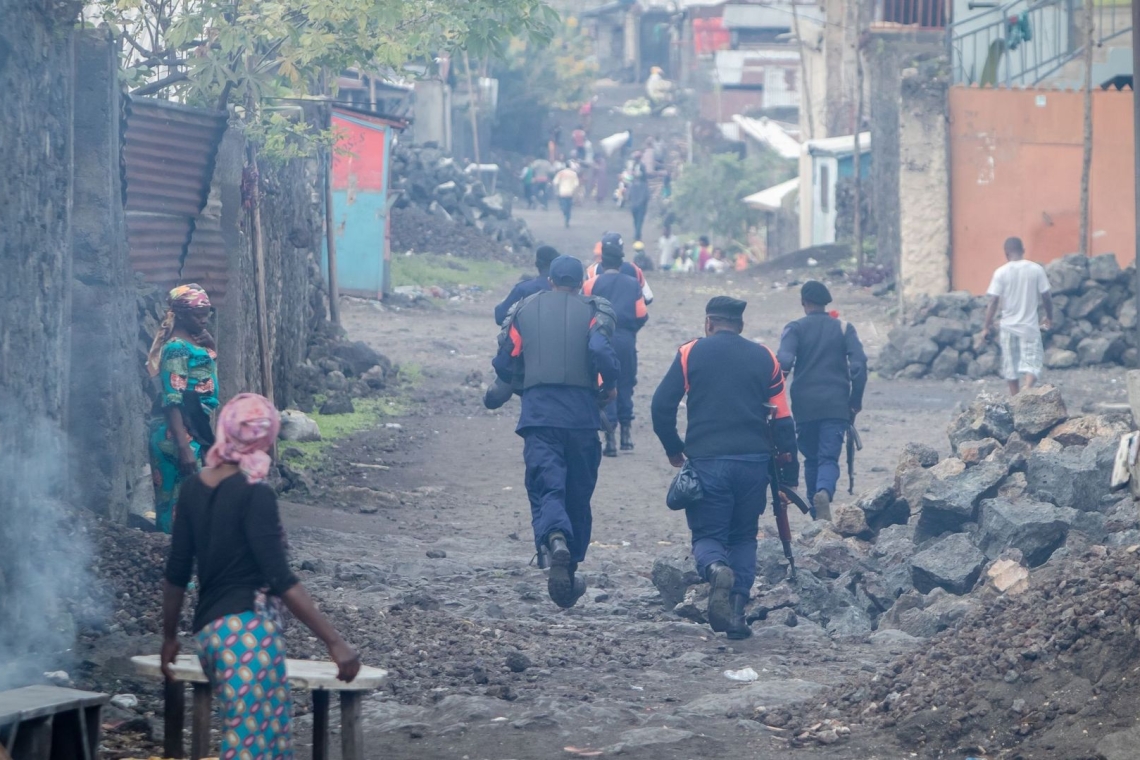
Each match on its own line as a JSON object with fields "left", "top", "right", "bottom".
{"left": 776, "top": 281, "right": 867, "bottom": 521}
{"left": 494, "top": 245, "right": 560, "bottom": 326}
{"left": 583, "top": 232, "right": 648, "bottom": 456}
{"left": 492, "top": 256, "right": 621, "bottom": 608}
{"left": 651, "top": 297, "right": 798, "bottom": 639}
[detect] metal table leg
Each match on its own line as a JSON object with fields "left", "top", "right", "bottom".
{"left": 163, "top": 681, "right": 186, "bottom": 759}
{"left": 339, "top": 692, "right": 363, "bottom": 760}
{"left": 312, "top": 691, "right": 330, "bottom": 760}
{"left": 190, "top": 683, "right": 211, "bottom": 760}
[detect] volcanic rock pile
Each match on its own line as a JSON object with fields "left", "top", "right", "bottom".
{"left": 653, "top": 385, "right": 1135, "bottom": 648}
{"left": 390, "top": 143, "right": 534, "bottom": 257}
{"left": 289, "top": 322, "right": 395, "bottom": 415}
{"left": 878, "top": 252, "right": 1137, "bottom": 379}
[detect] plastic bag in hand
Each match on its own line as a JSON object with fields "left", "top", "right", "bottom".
{"left": 666, "top": 461, "right": 703, "bottom": 511}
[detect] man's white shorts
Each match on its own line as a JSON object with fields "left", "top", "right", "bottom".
{"left": 1000, "top": 330, "right": 1044, "bottom": 381}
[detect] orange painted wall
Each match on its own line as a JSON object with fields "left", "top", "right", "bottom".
{"left": 949, "top": 86, "right": 1135, "bottom": 295}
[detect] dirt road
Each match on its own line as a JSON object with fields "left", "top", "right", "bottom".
{"left": 275, "top": 205, "right": 1130, "bottom": 759}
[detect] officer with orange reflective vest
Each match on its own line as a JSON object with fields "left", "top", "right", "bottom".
{"left": 494, "top": 245, "right": 560, "bottom": 325}
{"left": 650, "top": 296, "right": 798, "bottom": 639}
{"left": 583, "top": 232, "right": 649, "bottom": 456}
{"left": 587, "top": 246, "right": 654, "bottom": 305}
{"left": 492, "top": 256, "right": 620, "bottom": 608}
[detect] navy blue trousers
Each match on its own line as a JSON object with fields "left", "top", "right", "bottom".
{"left": 797, "top": 419, "right": 847, "bottom": 500}
{"left": 523, "top": 427, "right": 602, "bottom": 569}
{"left": 686, "top": 455, "right": 770, "bottom": 596}
{"left": 605, "top": 329, "right": 637, "bottom": 425}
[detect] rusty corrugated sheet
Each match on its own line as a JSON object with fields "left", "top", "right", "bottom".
{"left": 123, "top": 97, "right": 228, "bottom": 299}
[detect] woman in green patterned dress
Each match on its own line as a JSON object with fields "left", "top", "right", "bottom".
{"left": 146, "top": 284, "right": 220, "bottom": 533}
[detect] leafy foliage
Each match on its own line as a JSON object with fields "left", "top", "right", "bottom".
{"left": 91, "top": 0, "right": 559, "bottom": 157}
{"left": 671, "top": 151, "right": 796, "bottom": 243}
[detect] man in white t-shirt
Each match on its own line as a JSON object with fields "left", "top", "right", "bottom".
{"left": 553, "top": 164, "right": 580, "bottom": 228}
{"left": 657, "top": 224, "right": 680, "bottom": 270}
{"left": 982, "top": 236, "right": 1054, "bottom": 395}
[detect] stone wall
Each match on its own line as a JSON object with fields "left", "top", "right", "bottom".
{"left": 867, "top": 32, "right": 945, "bottom": 279}
{"left": 0, "top": 2, "right": 75, "bottom": 445}
{"left": 898, "top": 61, "right": 951, "bottom": 305}
{"left": 69, "top": 30, "right": 148, "bottom": 522}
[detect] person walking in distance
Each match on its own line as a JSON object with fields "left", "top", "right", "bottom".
{"left": 651, "top": 297, "right": 799, "bottom": 639}
{"left": 983, "top": 236, "right": 1054, "bottom": 396}
{"left": 553, "top": 162, "right": 580, "bottom": 228}
{"left": 494, "top": 245, "right": 560, "bottom": 326}
{"left": 493, "top": 256, "right": 620, "bottom": 608}
{"left": 776, "top": 281, "right": 867, "bottom": 521}
{"left": 584, "top": 233, "right": 649, "bottom": 456}
{"left": 627, "top": 168, "right": 650, "bottom": 242}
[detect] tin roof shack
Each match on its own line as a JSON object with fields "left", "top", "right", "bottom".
{"left": 743, "top": 176, "right": 800, "bottom": 260}
{"left": 703, "top": 48, "right": 802, "bottom": 122}
{"left": 798, "top": 132, "right": 871, "bottom": 248}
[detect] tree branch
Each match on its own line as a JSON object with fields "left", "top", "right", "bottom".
{"left": 130, "top": 71, "right": 189, "bottom": 97}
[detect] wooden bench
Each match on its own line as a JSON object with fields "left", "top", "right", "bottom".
{"left": 131, "top": 655, "right": 387, "bottom": 760}
{"left": 0, "top": 685, "right": 107, "bottom": 760}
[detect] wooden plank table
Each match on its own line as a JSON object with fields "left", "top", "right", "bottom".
{"left": 131, "top": 655, "right": 386, "bottom": 760}
{"left": 0, "top": 685, "right": 107, "bottom": 760}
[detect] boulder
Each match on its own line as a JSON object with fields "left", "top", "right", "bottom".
{"left": 976, "top": 497, "right": 1076, "bottom": 566}
{"left": 929, "top": 457, "right": 966, "bottom": 479}
{"left": 1088, "top": 252, "right": 1122, "bottom": 282}
{"left": 333, "top": 341, "right": 390, "bottom": 377}
{"left": 1009, "top": 385, "right": 1068, "bottom": 438}
{"left": 900, "top": 363, "right": 929, "bottom": 380}
{"left": 897, "top": 442, "right": 940, "bottom": 470}
{"left": 967, "top": 352, "right": 1001, "bottom": 380}
{"left": 363, "top": 365, "right": 388, "bottom": 390}
{"left": 832, "top": 505, "right": 871, "bottom": 539}
{"left": 891, "top": 328, "right": 940, "bottom": 365}
{"left": 998, "top": 471, "right": 1029, "bottom": 499}
{"left": 320, "top": 395, "right": 355, "bottom": 415}
{"left": 922, "top": 317, "right": 968, "bottom": 346}
{"left": 1048, "top": 415, "right": 1129, "bottom": 447}
{"left": 1044, "top": 348, "right": 1079, "bottom": 369}
{"left": 279, "top": 410, "right": 321, "bottom": 442}
{"left": 917, "top": 458, "right": 1009, "bottom": 538}
{"left": 1045, "top": 258, "right": 1086, "bottom": 295}
{"left": 652, "top": 548, "right": 702, "bottom": 607}
{"left": 910, "top": 533, "right": 985, "bottom": 595}
{"left": 875, "top": 343, "right": 908, "bottom": 377}
{"left": 293, "top": 362, "right": 325, "bottom": 394}
{"left": 1068, "top": 288, "right": 1109, "bottom": 320}
{"left": 856, "top": 484, "right": 906, "bottom": 530}
{"left": 1078, "top": 333, "right": 1125, "bottom": 365}
{"left": 929, "top": 348, "right": 961, "bottom": 380}
{"left": 1025, "top": 445, "right": 1106, "bottom": 511}
{"left": 1118, "top": 298, "right": 1137, "bottom": 330}
{"left": 325, "top": 370, "right": 348, "bottom": 392}
{"left": 957, "top": 438, "right": 1000, "bottom": 465}
{"left": 948, "top": 395, "right": 1015, "bottom": 452}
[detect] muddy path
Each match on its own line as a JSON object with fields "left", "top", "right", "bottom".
{"left": 275, "top": 205, "right": 1131, "bottom": 759}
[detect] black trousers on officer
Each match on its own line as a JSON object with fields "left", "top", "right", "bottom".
{"left": 523, "top": 427, "right": 602, "bottom": 569}
{"left": 605, "top": 328, "right": 637, "bottom": 425}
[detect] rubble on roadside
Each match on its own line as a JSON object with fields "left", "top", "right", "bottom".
{"left": 877, "top": 253, "right": 1138, "bottom": 379}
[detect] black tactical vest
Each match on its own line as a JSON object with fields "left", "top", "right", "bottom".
{"left": 513, "top": 291, "right": 594, "bottom": 390}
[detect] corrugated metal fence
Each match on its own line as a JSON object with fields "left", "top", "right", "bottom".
{"left": 122, "top": 97, "right": 228, "bottom": 298}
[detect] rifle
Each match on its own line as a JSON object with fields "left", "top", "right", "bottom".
{"left": 846, "top": 417, "right": 863, "bottom": 495}
{"left": 765, "top": 406, "right": 811, "bottom": 580}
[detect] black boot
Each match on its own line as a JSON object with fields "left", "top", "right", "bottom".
{"left": 603, "top": 430, "right": 618, "bottom": 457}
{"left": 620, "top": 423, "right": 634, "bottom": 451}
{"left": 705, "top": 561, "right": 735, "bottom": 634}
{"left": 546, "top": 532, "right": 574, "bottom": 606}
{"left": 726, "top": 593, "right": 753, "bottom": 640}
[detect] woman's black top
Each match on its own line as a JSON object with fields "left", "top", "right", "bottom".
{"left": 165, "top": 473, "right": 299, "bottom": 633}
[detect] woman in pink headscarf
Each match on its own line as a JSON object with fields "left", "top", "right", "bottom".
{"left": 162, "top": 394, "right": 360, "bottom": 759}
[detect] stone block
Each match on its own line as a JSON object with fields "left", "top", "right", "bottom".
{"left": 1048, "top": 415, "right": 1129, "bottom": 447}
{"left": 958, "top": 438, "right": 1000, "bottom": 465}
{"left": 1010, "top": 385, "right": 1068, "bottom": 438}
{"left": 652, "top": 547, "right": 702, "bottom": 607}
{"left": 1078, "top": 333, "right": 1125, "bottom": 365}
{"left": 1044, "top": 348, "right": 1079, "bottom": 369}
{"left": 948, "top": 394, "right": 1015, "bottom": 452}
{"left": 976, "top": 497, "right": 1075, "bottom": 566}
{"left": 929, "top": 347, "right": 961, "bottom": 379}
{"left": 917, "top": 458, "right": 1009, "bottom": 538}
{"left": 1088, "top": 252, "right": 1122, "bottom": 282}
{"left": 909, "top": 533, "right": 985, "bottom": 595}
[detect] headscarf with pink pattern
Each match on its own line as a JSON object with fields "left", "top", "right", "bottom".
{"left": 205, "top": 393, "right": 280, "bottom": 483}
{"left": 146, "top": 283, "right": 214, "bottom": 376}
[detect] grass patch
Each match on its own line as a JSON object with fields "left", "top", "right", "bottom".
{"left": 283, "top": 381, "right": 415, "bottom": 467}
{"left": 391, "top": 253, "right": 519, "bottom": 289}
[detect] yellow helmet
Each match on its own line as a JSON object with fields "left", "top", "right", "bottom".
{"left": 633, "top": 241, "right": 645, "bottom": 251}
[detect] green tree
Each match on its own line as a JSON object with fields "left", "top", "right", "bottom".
{"left": 92, "top": 0, "right": 559, "bottom": 156}
{"left": 672, "top": 151, "right": 795, "bottom": 244}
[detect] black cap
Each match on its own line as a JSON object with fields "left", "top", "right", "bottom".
{"left": 601, "top": 231, "right": 624, "bottom": 257}
{"left": 535, "top": 245, "right": 560, "bottom": 269}
{"left": 705, "top": 296, "right": 747, "bottom": 319}
{"left": 801, "top": 280, "right": 832, "bottom": 306}
{"left": 549, "top": 255, "right": 585, "bottom": 287}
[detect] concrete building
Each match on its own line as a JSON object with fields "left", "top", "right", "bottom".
{"left": 798, "top": 132, "right": 871, "bottom": 248}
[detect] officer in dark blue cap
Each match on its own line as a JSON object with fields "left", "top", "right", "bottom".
{"left": 494, "top": 245, "right": 560, "bottom": 325}
{"left": 651, "top": 295, "right": 799, "bottom": 639}
{"left": 491, "top": 255, "right": 620, "bottom": 608}
{"left": 776, "top": 280, "right": 867, "bottom": 521}
{"left": 583, "top": 232, "right": 648, "bottom": 456}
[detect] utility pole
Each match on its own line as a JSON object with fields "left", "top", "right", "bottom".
{"left": 1078, "top": 0, "right": 1094, "bottom": 257}
{"left": 852, "top": 13, "right": 865, "bottom": 268}
{"left": 792, "top": 1, "right": 817, "bottom": 140}
{"left": 1132, "top": 0, "right": 1140, "bottom": 363}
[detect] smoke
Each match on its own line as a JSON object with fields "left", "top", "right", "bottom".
{"left": 0, "top": 410, "right": 93, "bottom": 691}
